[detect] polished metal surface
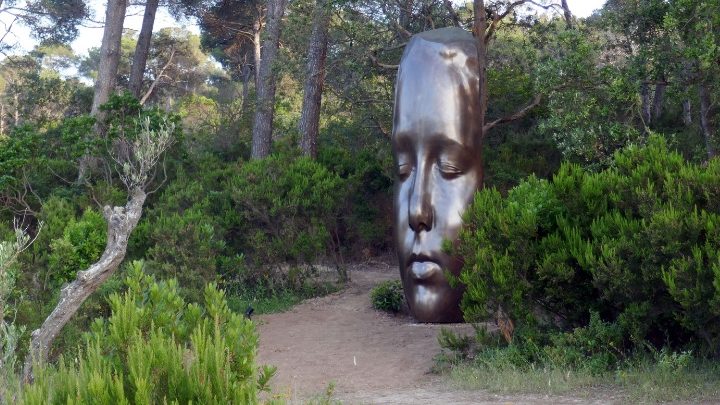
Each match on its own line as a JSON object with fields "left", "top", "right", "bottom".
{"left": 392, "top": 27, "right": 482, "bottom": 323}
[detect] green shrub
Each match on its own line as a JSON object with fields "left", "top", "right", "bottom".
{"left": 317, "top": 146, "right": 393, "bottom": 255}
{"left": 47, "top": 208, "right": 106, "bottom": 285}
{"left": 144, "top": 207, "right": 226, "bottom": 295}
{"left": 131, "top": 160, "right": 241, "bottom": 299}
{"left": 21, "top": 261, "right": 275, "bottom": 404}
{"left": 229, "top": 153, "right": 345, "bottom": 275}
{"left": 455, "top": 135, "right": 720, "bottom": 355}
{"left": 370, "top": 280, "right": 404, "bottom": 313}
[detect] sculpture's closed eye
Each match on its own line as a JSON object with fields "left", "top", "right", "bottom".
{"left": 438, "top": 160, "right": 463, "bottom": 178}
{"left": 397, "top": 163, "right": 412, "bottom": 180}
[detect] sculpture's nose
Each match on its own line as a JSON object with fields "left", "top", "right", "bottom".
{"left": 409, "top": 164, "right": 433, "bottom": 232}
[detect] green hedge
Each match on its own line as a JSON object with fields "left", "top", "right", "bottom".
{"left": 454, "top": 136, "right": 720, "bottom": 355}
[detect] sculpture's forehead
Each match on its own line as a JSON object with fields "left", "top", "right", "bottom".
{"left": 393, "top": 36, "right": 479, "bottom": 143}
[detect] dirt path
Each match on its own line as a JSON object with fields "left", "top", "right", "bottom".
{"left": 256, "top": 262, "right": 613, "bottom": 404}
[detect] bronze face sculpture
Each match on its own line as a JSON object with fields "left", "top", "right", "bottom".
{"left": 392, "top": 27, "right": 482, "bottom": 323}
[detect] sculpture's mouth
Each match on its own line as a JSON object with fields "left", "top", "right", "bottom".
{"left": 407, "top": 253, "right": 442, "bottom": 281}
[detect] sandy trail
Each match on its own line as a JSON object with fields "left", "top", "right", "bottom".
{"left": 255, "top": 262, "right": 616, "bottom": 404}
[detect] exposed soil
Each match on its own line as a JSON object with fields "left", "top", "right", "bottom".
{"left": 255, "top": 261, "right": 617, "bottom": 404}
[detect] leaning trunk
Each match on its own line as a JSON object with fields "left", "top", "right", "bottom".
{"left": 699, "top": 83, "right": 716, "bottom": 159}
{"left": 23, "top": 188, "right": 147, "bottom": 382}
{"left": 90, "top": 0, "right": 128, "bottom": 118}
{"left": 250, "top": 0, "right": 287, "bottom": 159}
{"left": 128, "top": 0, "right": 160, "bottom": 98}
{"left": 298, "top": 0, "right": 331, "bottom": 158}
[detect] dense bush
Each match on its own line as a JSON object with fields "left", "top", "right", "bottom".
{"left": 229, "top": 153, "right": 345, "bottom": 272}
{"left": 47, "top": 208, "right": 106, "bottom": 285}
{"left": 317, "top": 145, "right": 394, "bottom": 255}
{"left": 370, "top": 280, "right": 404, "bottom": 313}
{"left": 21, "top": 261, "right": 274, "bottom": 404}
{"left": 454, "top": 136, "right": 720, "bottom": 356}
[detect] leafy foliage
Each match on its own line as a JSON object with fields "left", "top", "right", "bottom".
{"left": 47, "top": 208, "right": 106, "bottom": 285}
{"left": 370, "top": 280, "right": 404, "bottom": 313}
{"left": 455, "top": 136, "right": 720, "bottom": 355}
{"left": 229, "top": 153, "right": 345, "bottom": 270}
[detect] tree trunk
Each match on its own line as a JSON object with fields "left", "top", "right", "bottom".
{"left": 0, "top": 102, "right": 5, "bottom": 136}
{"left": 298, "top": 0, "right": 331, "bottom": 159}
{"left": 23, "top": 188, "right": 147, "bottom": 382}
{"left": 90, "top": 0, "right": 128, "bottom": 118}
{"left": 251, "top": 0, "right": 287, "bottom": 159}
{"left": 12, "top": 92, "right": 18, "bottom": 126}
{"left": 473, "top": 0, "right": 487, "bottom": 143}
{"left": 253, "top": 17, "right": 262, "bottom": 91}
{"left": 399, "top": 0, "right": 413, "bottom": 31}
{"left": 640, "top": 81, "right": 651, "bottom": 124}
{"left": 128, "top": 0, "right": 160, "bottom": 98}
{"left": 652, "top": 81, "right": 666, "bottom": 122}
{"left": 683, "top": 99, "right": 692, "bottom": 125}
{"left": 699, "top": 83, "right": 716, "bottom": 159}
{"left": 561, "top": 0, "right": 573, "bottom": 29}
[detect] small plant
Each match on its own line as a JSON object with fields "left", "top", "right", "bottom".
{"left": 370, "top": 280, "right": 404, "bottom": 313}
{"left": 438, "top": 327, "right": 475, "bottom": 359}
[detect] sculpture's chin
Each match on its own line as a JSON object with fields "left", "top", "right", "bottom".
{"left": 405, "top": 284, "right": 464, "bottom": 323}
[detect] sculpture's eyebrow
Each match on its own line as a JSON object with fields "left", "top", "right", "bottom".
{"left": 392, "top": 132, "right": 415, "bottom": 151}
{"left": 429, "top": 136, "right": 466, "bottom": 154}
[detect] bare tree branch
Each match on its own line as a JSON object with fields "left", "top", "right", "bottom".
{"left": 139, "top": 48, "right": 175, "bottom": 105}
{"left": 483, "top": 94, "right": 542, "bottom": 133}
{"left": 485, "top": 0, "right": 563, "bottom": 43}
{"left": 369, "top": 52, "right": 399, "bottom": 69}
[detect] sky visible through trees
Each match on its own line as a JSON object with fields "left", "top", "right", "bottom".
{"left": 4, "top": 0, "right": 606, "bottom": 58}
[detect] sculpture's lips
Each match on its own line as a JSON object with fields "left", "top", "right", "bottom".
{"left": 409, "top": 261, "right": 441, "bottom": 280}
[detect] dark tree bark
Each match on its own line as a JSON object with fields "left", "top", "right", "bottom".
{"left": 443, "top": 0, "right": 461, "bottom": 27}
{"left": 561, "top": 0, "right": 573, "bottom": 29}
{"left": 641, "top": 81, "right": 651, "bottom": 124}
{"left": 128, "top": 0, "right": 160, "bottom": 98}
{"left": 699, "top": 83, "right": 716, "bottom": 159}
{"left": 250, "top": 0, "right": 287, "bottom": 159}
{"left": 298, "top": 0, "right": 331, "bottom": 158}
{"left": 90, "top": 0, "right": 128, "bottom": 117}
{"left": 398, "top": 0, "right": 413, "bottom": 32}
{"left": 652, "top": 80, "right": 666, "bottom": 122}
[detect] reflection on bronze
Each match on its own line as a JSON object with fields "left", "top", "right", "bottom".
{"left": 392, "top": 27, "right": 481, "bottom": 323}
